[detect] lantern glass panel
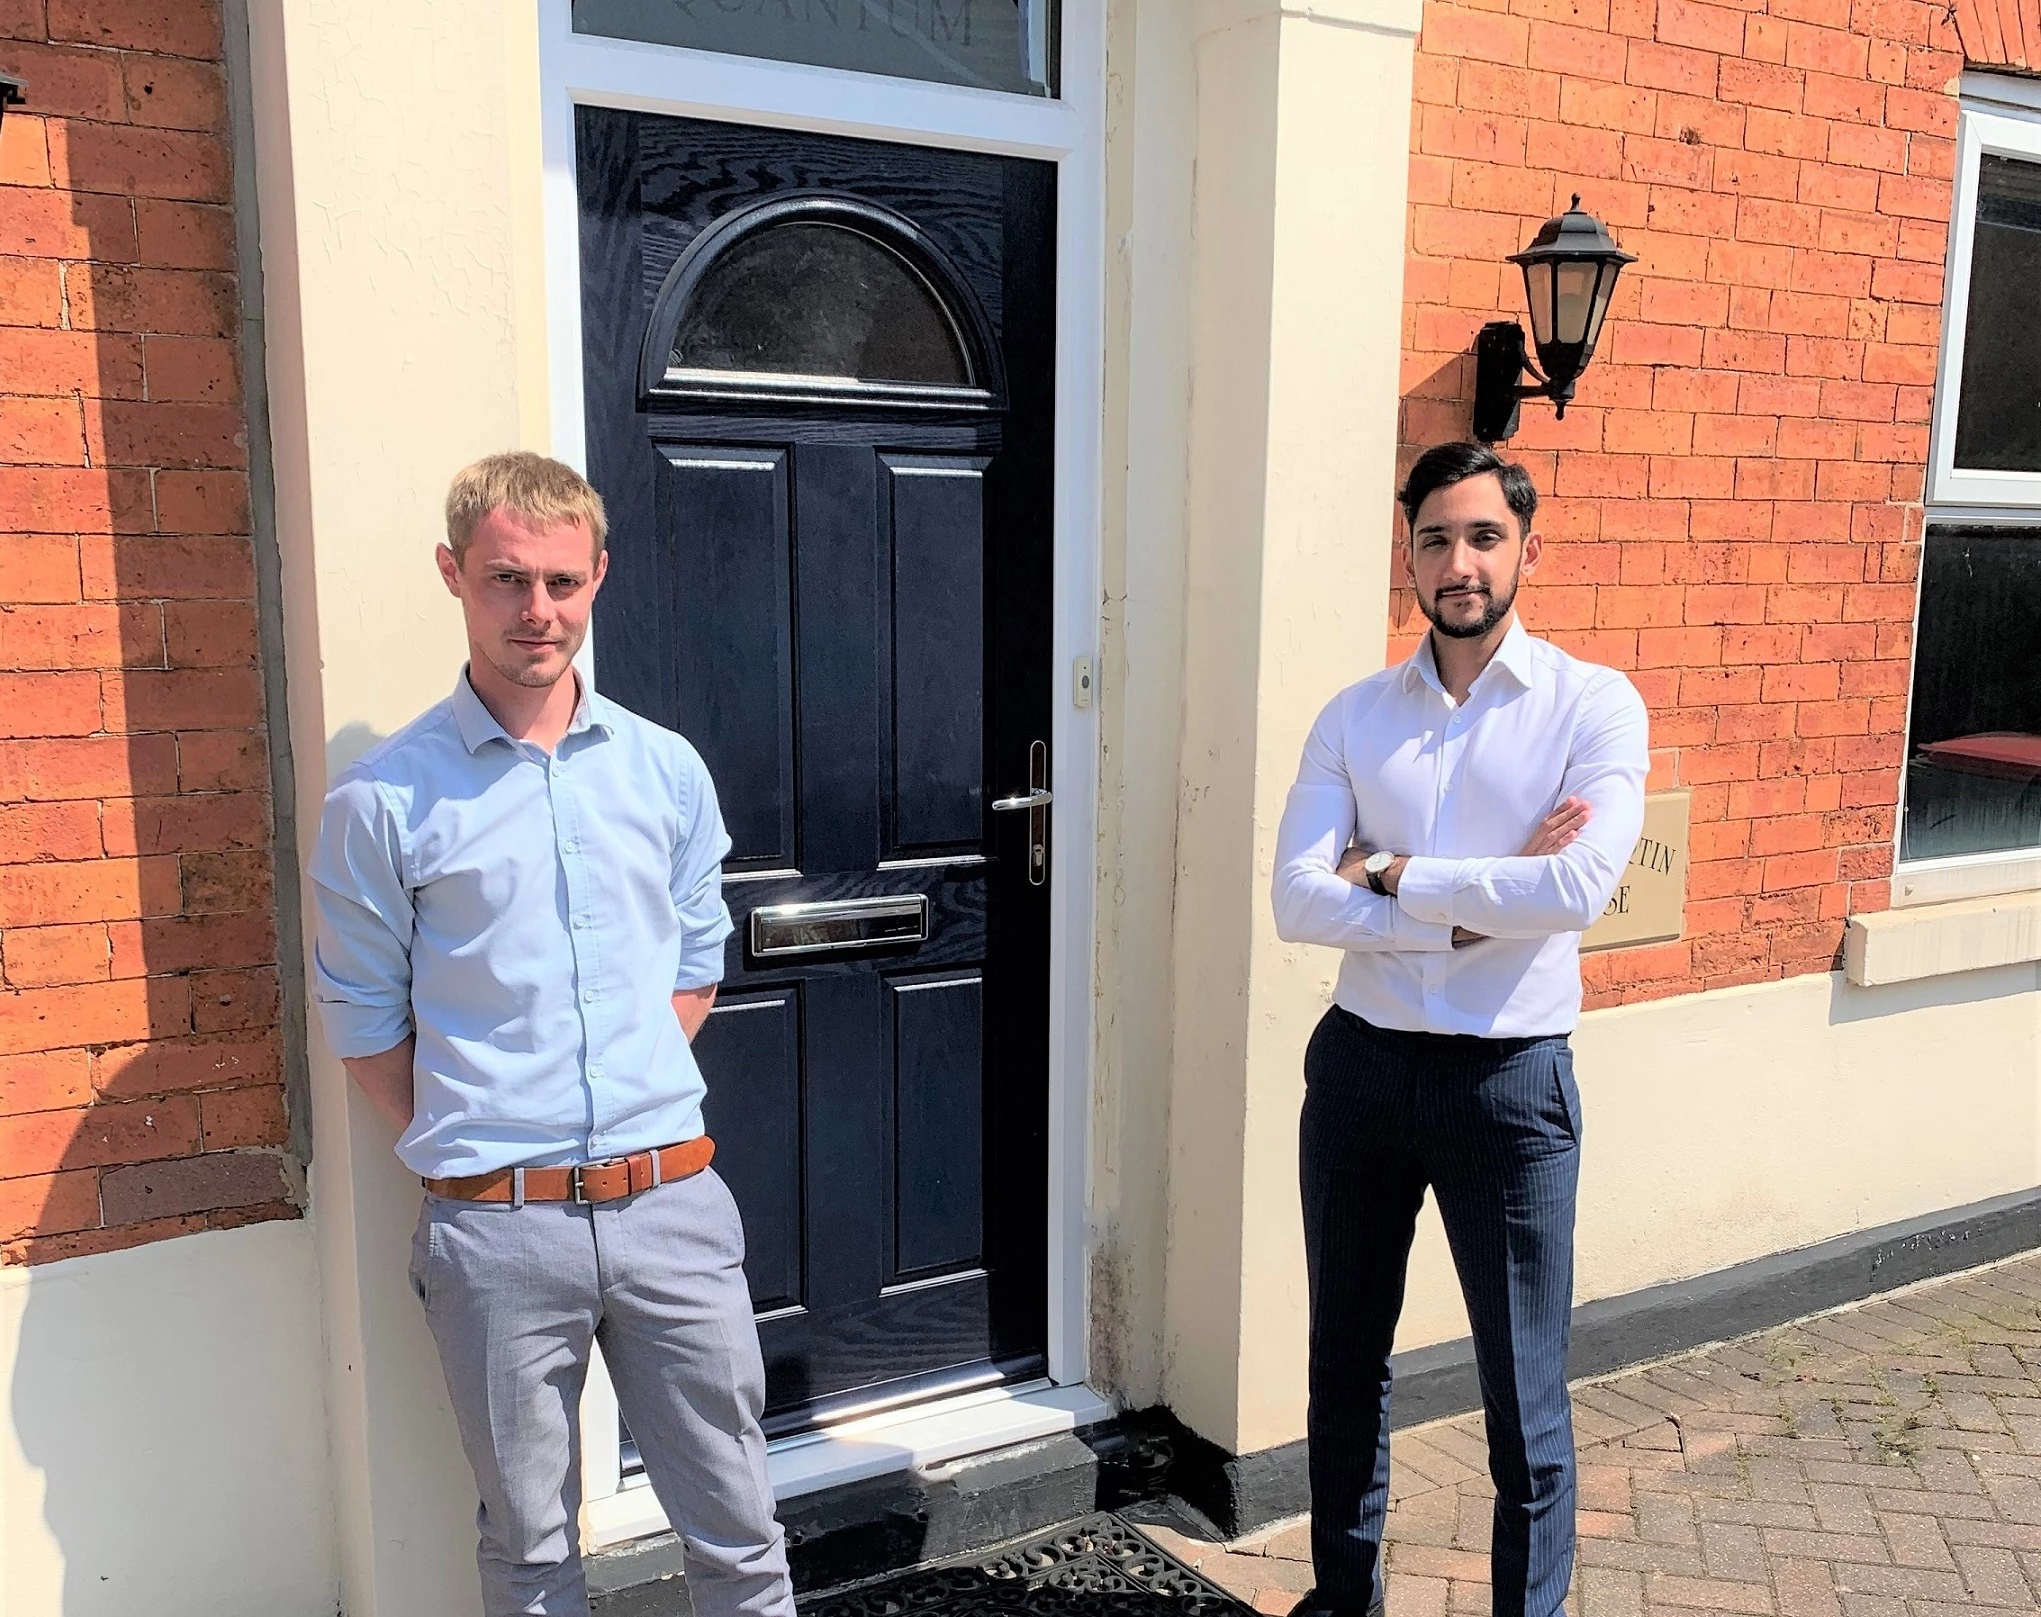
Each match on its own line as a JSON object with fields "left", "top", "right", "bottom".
{"left": 1555, "top": 260, "right": 1598, "bottom": 345}
{"left": 1583, "top": 261, "right": 1619, "bottom": 353}
{"left": 1523, "top": 260, "right": 1555, "bottom": 346}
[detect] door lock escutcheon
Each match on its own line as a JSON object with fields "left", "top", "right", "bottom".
{"left": 990, "top": 739, "right": 1051, "bottom": 886}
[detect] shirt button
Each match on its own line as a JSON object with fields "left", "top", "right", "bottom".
{"left": 573, "top": 916, "right": 587, "bottom": 929}
{"left": 582, "top": 988, "right": 598, "bottom": 1003}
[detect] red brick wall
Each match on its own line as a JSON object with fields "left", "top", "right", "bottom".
{"left": 1396, "top": 0, "right": 1961, "bottom": 1006}
{"left": 0, "top": 0, "right": 295, "bottom": 1265}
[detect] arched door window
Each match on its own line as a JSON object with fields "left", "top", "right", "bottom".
{"left": 640, "top": 196, "right": 1002, "bottom": 411}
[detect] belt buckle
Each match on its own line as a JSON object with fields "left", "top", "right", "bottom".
{"left": 570, "top": 1165, "right": 591, "bottom": 1205}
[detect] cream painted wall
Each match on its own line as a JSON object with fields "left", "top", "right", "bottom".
{"left": 0, "top": 1222, "right": 336, "bottom": 1617}
{"left": 1090, "top": 0, "right": 1196, "bottom": 1413}
{"left": 1235, "top": 966, "right": 2041, "bottom": 1416}
{"left": 244, "top": 2, "right": 550, "bottom": 1612}
{"left": 1158, "top": 0, "right": 1421, "bottom": 1455}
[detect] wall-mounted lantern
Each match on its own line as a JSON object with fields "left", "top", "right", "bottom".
{"left": 0, "top": 73, "right": 23, "bottom": 132}
{"left": 1472, "top": 196, "right": 1635, "bottom": 443}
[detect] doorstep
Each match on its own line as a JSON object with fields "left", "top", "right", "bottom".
{"left": 589, "top": 1383, "right": 1167, "bottom": 1611}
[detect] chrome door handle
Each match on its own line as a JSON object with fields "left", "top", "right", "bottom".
{"left": 999, "top": 740, "right": 1052, "bottom": 887}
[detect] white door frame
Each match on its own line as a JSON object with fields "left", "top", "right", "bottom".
{"left": 533, "top": 0, "right": 1106, "bottom": 1544}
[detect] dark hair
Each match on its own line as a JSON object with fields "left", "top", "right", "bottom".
{"left": 1397, "top": 441, "right": 1538, "bottom": 536}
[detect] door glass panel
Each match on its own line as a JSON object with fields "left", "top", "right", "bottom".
{"left": 1901, "top": 526, "right": 2041, "bottom": 862}
{"left": 672, "top": 223, "right": 971, "bottom": 386}
{"left": 573, "top": 0, "right": 1060, "bottom": 97}
{"left": 1954, "top": 154, "right": 2041, "bottom": 473}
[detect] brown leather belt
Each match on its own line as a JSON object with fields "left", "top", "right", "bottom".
{"left": 423, "top": 1136, "right": 715, "bottom": 1205}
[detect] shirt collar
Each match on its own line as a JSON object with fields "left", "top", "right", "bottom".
{"left": 1401, "top": 618, "right": 1536, "bottom": 699}
{"left": 450, "top": 666, "right": 611, "bottom": 754}
{"left": 1487, "top": 618, "right": 1537, "bottom": 691}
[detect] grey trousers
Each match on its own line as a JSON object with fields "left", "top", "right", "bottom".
{"left": 410, "top": 1165, "right": 796, "bottom": 1617}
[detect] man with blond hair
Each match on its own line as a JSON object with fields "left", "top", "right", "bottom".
{"left": 309, "top": 451, "right": 794, "bottom": 1617}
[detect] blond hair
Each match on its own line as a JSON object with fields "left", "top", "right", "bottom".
{"left": 444, "top": 451, "right": 609, "bottom": 559}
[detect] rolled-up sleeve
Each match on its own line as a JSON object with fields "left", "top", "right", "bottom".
{"left": 671, "top": 746, "right": 735, "bottom": 990}
{"left": 1272, "top": 696, "right": 1455, "bottom": 954}
{"left": 1395, "top": 672, "right": 1650, "bottom": 937}
{"left": 308, "top": 771, "right": 417, "bottom": 1058}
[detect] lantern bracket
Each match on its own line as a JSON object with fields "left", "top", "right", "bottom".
{"left": 1472, "top": 320, "right": 1565, "bottom": 444}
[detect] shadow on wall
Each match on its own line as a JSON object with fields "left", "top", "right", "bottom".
{"left": 0, "top": 9, "right": 336, "bottom": 1610}
{"left": 7, "top": 1221, "right": 337, "bottom": 1616}
{"left": 1387, "top": 354, "right": 1473, "bottom": 657}
{"left": 329, "top": 719, "right": 386, "bottom": 777}
{"left": 1825, "top": 957, "right": 2041, "bottom": 1026}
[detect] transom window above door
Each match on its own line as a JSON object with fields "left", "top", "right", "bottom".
{"left": 639, "top": 196, "right": 1004, "bottom": 410}
{"left": 572, "top": 0, "right": 1060, "bottom": 97}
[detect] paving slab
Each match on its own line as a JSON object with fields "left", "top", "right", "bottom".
{"left": 1137, "top": 1252, "right": 2041, "bottom": 1615}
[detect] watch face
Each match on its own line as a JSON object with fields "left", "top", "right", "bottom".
{"left": 1364, "top": 850, "right": 1395, "bottom": 875}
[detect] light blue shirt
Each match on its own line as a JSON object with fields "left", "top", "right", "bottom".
{"left": 309, "top": 670, "right": 733, "bottom": 1178}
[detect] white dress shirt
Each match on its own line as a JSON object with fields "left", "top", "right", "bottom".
{"left": 1272, "top": 620, "right": 1650, "bottom": 1037}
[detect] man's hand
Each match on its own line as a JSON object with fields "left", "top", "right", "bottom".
{"left": 341, "top": 1038, "right": 416, "bottom": 1135}
{"left": 1520, "top": 795, "right": 1590, "bottom": 856}
{"left": 673, "top": 984, "right": 717, "bottom": 1042}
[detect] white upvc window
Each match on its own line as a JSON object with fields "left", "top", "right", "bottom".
{"left": 1897, "top": 77, "right": 2041, "bottom": 905}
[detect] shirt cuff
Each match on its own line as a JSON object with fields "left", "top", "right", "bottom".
{"left": 314, "top": 997, "right": 414, "bottom": 1060}
{"left": 673, "top": 941, "right": 729, "bottom": 991}
{"left": 1331, "top": 881, "right": 1454, "bottom": 951}
{"left": 1395, "top": 856, "right": 1462, "bottom": 929}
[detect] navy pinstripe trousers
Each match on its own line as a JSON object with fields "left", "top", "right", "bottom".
{"left": 1300, "top": 1006, "right": 1582, "bottom": 1617}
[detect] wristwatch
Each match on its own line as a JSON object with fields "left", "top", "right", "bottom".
{"left": 1362, "top": 849, "right": 1397, "bottom": 896}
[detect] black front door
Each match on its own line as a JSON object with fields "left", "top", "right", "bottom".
{"left": 578, "top": 110, "right": 1055, "bottom": 1435}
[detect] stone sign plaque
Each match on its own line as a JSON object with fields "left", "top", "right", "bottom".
{"left": 1581, "top": 789, "right": 1690, "bottom": 952}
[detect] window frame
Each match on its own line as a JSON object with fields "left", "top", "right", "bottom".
{"left": 1927, "top": 90, "right": 2041, "bottom": 508}
{"left": 1898, "top": 79, "right": 2041, "bottom": 904}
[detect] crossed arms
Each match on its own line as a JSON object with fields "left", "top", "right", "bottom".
{"left": 1270, "top": 681, "right": 1650, "bottom": 953}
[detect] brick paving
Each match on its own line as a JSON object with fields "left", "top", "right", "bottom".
{"left": 1137, "top": 1251, "right": 2041, "bottom": 1615}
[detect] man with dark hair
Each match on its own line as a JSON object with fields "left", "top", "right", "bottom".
{"left": 1271, "top": 441, "right": 1649, "bottom": 1617}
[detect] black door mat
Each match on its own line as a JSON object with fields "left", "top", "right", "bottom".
{"left": 801, "top": 1513, "right": 1253, "bottom": 1617}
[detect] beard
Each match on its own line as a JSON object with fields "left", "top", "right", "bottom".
{"left": 1419, "top": 567, "right": 1519, "bottom": 640}
{"left": 486, "top": 629, "right": 581, "bottom": 689}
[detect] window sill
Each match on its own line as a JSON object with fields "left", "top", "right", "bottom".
{"left": 1892, "top": 850, "right": 2041, "bottom": 908}
{"left": 1845, "top": 891, "right": 2041, "bottom": 986}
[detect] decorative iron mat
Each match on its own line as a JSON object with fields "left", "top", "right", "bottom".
{"left": 802, "top": 1513, "right": 1255, "bottom": 1617}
